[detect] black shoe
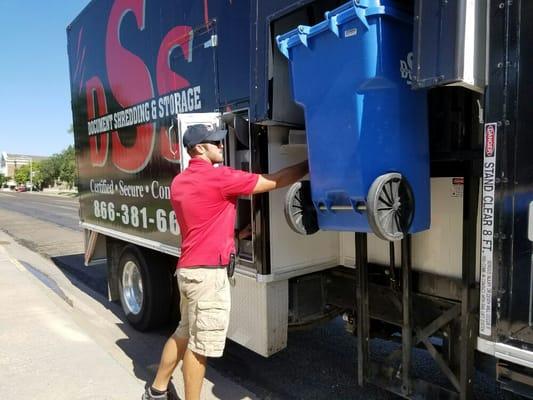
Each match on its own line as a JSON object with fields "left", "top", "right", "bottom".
{"left": 142, "top": 387, "right": 169, "bottom": 400}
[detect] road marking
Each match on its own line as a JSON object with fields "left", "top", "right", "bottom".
{"left": 0, "top": 193, "right": 16, "bottom": 198}
{"left": 48, "top": 204, "right": 79, "bottom": 211}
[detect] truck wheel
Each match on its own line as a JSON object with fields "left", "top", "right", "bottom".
{"left": 366, "top": 173, "right": 414, "bottom": 241}
{"left": 284, "top": 180, "right": 319, "bottom": 235}
{"left": 118, "top": 245, "right": 172, "bottom": 331}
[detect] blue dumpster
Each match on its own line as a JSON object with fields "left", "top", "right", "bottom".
{"left": 276, "top": 0, "right": 430, "bottom": 238}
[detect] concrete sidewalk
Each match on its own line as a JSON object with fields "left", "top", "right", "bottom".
{"left": 0, "top": 228, "right": 258, "bottom": 400}
{"left": 0, "top": 244, "right": 144, "bottom": 399}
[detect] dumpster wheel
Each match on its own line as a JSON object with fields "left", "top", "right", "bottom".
{"left": 367, "top": 173, "right": 414, "bottom": 241}
{"left": 284, "top": 180, "right": 319, "bottom": 235}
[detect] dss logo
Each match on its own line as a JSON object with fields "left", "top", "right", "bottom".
{"left": 400, "top": 52, "right": 414, "bottom": 85}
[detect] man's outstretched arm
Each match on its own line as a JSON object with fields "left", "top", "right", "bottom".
{"left": 252, "top": 160, "right": 309, "bottom": 194}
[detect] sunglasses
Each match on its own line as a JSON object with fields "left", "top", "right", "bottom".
{"left": 200, "top": 140, "right": 223, "bottom": 146}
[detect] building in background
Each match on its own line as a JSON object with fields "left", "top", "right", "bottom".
{"left": 1, "top": 152, "right": 48, "bottom": 188}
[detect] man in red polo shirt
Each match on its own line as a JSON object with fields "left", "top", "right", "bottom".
{"left": 143, "top": 124, "right": 308, "bottom": 400}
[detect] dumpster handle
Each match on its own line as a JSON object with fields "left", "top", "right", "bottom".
{"left": 317, "top": 201, "right": 366, "bottom": 212}
{"left": 318, "top": 205, "right": 366, "bottom": 211}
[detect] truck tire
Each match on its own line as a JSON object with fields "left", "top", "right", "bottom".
{"left": 118, "top": 245, "right": 172, "bottom": 331}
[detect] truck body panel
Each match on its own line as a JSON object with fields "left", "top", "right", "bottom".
{"left": 67, "top": 0, "right": 249, "bottom": 250}
{"left": 67, "top": 0, "right": 533, "bottom": 397}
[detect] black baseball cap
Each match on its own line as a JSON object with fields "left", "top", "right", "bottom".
{"left": 183, "top": 124, "right": 227, "bottom": 147}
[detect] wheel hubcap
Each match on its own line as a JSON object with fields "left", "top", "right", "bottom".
{"left": 122, "top": 260, "right": 143, "bottom": 315}
{"left": 367, "top": 173, "right": 414, "bottom": 241}
{"left": 284, "top": 181, "right": 319, "bottom": 235}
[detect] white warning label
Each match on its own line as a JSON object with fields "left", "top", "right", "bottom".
{"left": 479, "top": 122, "right": 497, "bottom": 337}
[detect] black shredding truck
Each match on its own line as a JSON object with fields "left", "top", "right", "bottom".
{"left": 67, "top": 0, "right": 533, "bottom": 398}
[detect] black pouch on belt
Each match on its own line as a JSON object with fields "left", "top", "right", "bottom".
{"left": 227, "top": 253, "right": 236, "bottom": 278}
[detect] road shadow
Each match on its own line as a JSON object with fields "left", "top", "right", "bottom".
{"left": 51, "top": 254, "right": 108, "bottom": 297}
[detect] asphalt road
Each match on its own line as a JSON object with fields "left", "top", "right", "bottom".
{"left": 0, "top": 191, "right": 80, "bottom": 231}
{"left": 0, "top": 191, "right": 508, "bottom": 399}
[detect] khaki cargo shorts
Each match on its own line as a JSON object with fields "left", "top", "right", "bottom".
{"left": 173, "top": 267, "right": 231, "bottom": 358}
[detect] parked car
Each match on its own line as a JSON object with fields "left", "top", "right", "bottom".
{"left": 15, "top": 186, "right": 27, "bottom": 192}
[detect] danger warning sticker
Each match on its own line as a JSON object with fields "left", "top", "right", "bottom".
{"left": 452, "top": 177, "right": 464, "bottom": 197}
{"left": 479, "top": 123, "right": 498, "bottom": 337}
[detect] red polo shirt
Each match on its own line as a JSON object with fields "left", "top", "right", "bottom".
{"left": 170, "top": 158, "right": 259, "bottom": 268}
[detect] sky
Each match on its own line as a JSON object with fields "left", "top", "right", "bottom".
{"left": 0, "top": 0, "right": 90, "bottom": 156}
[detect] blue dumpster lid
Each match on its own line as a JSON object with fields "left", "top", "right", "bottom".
{"left": 276, "top": 0, "right": 411, "bottom": 60}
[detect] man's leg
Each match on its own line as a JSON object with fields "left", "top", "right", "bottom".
{"left": 182, "top": 348, "right": 207, "bottom": 400}
{"left": 151, "top": 335, "right": 188, "bottom": 392}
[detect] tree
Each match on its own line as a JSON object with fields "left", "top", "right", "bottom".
{"left": 31, "top": 162, "right": 44, "bottom": 189}
{"left": 38, "top": 155, "right": 62, "bottom": 188}
{"left": 14, "top": 164, "right": 31, "bottom": 185}
{"left": 0, "top": 173, "right": 6, "bottom": 187}
{"left": 17, "top": 145, "right": 77, "bottom": 190}
{"left": 59, "top": 145, "right": 76, "bottom": 189}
